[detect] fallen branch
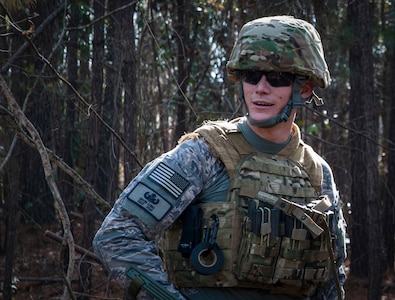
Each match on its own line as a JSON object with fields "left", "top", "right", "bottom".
{"left": 44, "top": 230, "right": 102, "bottom": 264}
{"left": 17, "top": 131, "right": 111, "bottom": 214}
{"left": 0, "top": 73, "right": 75, "bottom": 300}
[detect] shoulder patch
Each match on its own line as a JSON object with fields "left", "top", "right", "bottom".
{"left": 122, "top": 162, "right": 190, "bottom": 228}
{"left": 125, "top": 183, "right": 172, "bottom": 221}
{"left": 148, "top": 163, "right": 189, "bottom": 198}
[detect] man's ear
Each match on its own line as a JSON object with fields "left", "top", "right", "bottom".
{"left": 300, "top": 80, "right": 314, "bottom": 99}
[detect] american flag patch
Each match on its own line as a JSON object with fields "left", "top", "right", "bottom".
{"left": 148, "top": 163, "right": 189, "bottom": 198}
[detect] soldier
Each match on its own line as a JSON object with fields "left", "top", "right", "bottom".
{"left": 93, "top": 16, "right": 347, "bottom": 300}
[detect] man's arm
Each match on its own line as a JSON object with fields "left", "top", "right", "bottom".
{"left": 314, "top": 157, "right": 347, "bottom": 300}
{"left": 92, "top": 138, "right": 223, "bottom": 297}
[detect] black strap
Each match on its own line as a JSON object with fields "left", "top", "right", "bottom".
{"left": 177, "top": 205, "right": 203, "bottom": 257}
{"left": 320, "top": 217, "right": 343, "bottom": 300}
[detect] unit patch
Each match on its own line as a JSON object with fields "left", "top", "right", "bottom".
{"left": 122, "top": 162, "right": 190, "bottom": 228}
{"left": 126, "top": 183, "right": 172, "bottom": 220}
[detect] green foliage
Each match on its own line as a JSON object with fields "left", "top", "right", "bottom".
{"left": 307, "top": 124, "right": 320, "bottom": 136}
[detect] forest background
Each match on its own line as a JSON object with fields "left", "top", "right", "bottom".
{"left": 0, "top": 0, "right": 395, "bottom": 299}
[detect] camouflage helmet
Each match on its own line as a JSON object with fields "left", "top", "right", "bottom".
{"left": 226, "top": 16, "right": 331, "bottom": 88}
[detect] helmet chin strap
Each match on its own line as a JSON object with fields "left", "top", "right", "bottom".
{"left": 239, "top": 76, "right": 308, "bottom": 128}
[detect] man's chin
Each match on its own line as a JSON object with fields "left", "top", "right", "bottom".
{"left": 247, "top": 115, "right": 271, "bottom": 124}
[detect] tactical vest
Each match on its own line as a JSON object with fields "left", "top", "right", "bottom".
{"left": 159, "top": 119, "right": 333, "bottom": 297}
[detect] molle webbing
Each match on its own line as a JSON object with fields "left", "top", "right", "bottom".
{"left": 233, "top": 154, "right": 318, "bottom": 202}
{"left": 162, "top": 120, "right": 331, "bottom": 296}
{"left": 188, "top": 119, "right": 323, "bottom": 192}
{"left": 230, "top": 153, "right": 331, "bottom": 295}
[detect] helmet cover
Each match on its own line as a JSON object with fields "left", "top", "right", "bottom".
{"left": 226, "top": 16, "right": 331, "bottom": 88}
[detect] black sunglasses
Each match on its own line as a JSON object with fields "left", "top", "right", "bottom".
{"left": 240, "top": 70, "right": 295, "bottom": 87}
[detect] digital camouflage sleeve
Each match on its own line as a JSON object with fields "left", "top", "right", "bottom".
{"left": 313, "top": 157, "right": 347, "bottom": 299}
{"left": 93, "top": 138, "right": 225, "bottom": 299}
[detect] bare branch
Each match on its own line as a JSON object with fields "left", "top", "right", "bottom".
{"left": 0, "top": 73, "right": 75, "bottom": 300}
{"left": 17, "top": 129, "right": 111, "bottom": 213}
{"left": 1, "top": 2, "right": 143, "bottom": 170}
{"left": 24, "top": 35, "right": 144, "bottom": 169}
{"left": 0, "top": 4, "right": 65, "bottom": 74}
{"left": 45, "top": 230, "right": 102, "bottom": 264}
{"left": 0, "top": 134, "right": 17, "bottom": 173}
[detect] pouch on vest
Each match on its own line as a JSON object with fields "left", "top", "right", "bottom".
{"left": 177, "top": 205, "right": 203, "bottom": 258}
{"left": 231, "top": 153, "right": 331, "bottom": 294}
{"left": 159, "top": 126, "right": 333, "bottom": 295}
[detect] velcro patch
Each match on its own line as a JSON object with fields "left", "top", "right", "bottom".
{"left": 125, "top": 183, "right": 172, "bottom": 221}
{"left": 148, "top": 163, "right": 189, "bottom": 198}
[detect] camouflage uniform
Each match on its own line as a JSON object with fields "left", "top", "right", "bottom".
{"left": 93, "top": 16, "right": 347, "bottom": 300}
{"left": 93, "top": 120, "right": 347, "bottom": 299}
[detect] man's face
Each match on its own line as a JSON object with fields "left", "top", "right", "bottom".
{"left": 242, "top": 70, "right": 293, "bottom": 125}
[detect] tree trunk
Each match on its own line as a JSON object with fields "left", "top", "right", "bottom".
{"left": 3, "top": 150, "right": 19, "bottom": 300}
{"left": 103, "top": 2, "right": 121, "bottom": 195}
{"left": 80, "top": 0, "right": 105, "bottom": 297}
{"left": 384, "top": 0, "right": 395, "bottom": 275}
{"left": 118, "top": 1, "right": 138, "bottom": 182}
{"left": 16, "top": 0, "right": 57, "bottom": 225}
{"left": 348, "top": 1, "right": 384, "bottom": 299}
{"left": 96, "top": 0, "right": 119, "bottom": 202}
{"left": 174, "top": 0, "right": 191, "bottom": 141}
{"left": 61, "top": 0, "right": 79, "bottom": 216}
